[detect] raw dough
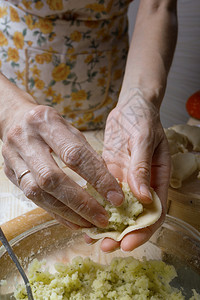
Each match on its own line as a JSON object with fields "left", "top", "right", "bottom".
{"left": 195, "top": 154, "right": 200, "bottom": 179}
{"left": 164, "top": 128, "right": 188, "bottom": 155}
{"left": 171, "top": 124, "right": 200, "bottom": 151}
{"left": 82, "top": 182, "right": 162, "bottom": 241}
{"left": 164, "top": 124, "right": 200, "bottom": 188}
{"left": 170, "top": 152, "right": 198, "bottom": 188}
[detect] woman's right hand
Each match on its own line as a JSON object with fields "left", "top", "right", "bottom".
{"left": 1, "top": 91, "right": 124, "bottom": 229}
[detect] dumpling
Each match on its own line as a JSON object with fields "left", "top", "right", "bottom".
{"left": 195, "top": 154, "right": 200, "bottom": 179}
{"left": 171, "top": 124, "right": 200, "bottom": 151}
{"left": 82, "top": 182, "right": 162, "bottom": 241}
{"left": 170, "top": 152, "right": 198, "bottom": 188}
{"left": 164, "top": 128, "right": 188, "bottom": 155}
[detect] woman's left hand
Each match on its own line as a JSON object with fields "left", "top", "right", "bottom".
{"left": 85, "top": 89, "right": 171, "bottom": 252}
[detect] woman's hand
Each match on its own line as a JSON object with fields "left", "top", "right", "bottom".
{"left": 1, "top": 97, "right": 124, "bottom": 229}
{"left": 88, "top": 0, "right": 177, "bottom": 252}
{"left": 86, "top": 89, "right": 171, "bottom": 252}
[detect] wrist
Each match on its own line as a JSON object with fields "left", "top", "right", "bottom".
{"left": 113, "top": 90, "right": 161, "bottom": 133}
{"left": 0, "top": 98, "right": 37, "bottom": 141}
{"left": 0, "top": 74, "right": 37, "bottom": 140}
{"left": 118, "top": 86, "right": 165, "bottom": 111}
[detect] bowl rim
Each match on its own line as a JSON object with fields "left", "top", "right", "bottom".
{"left": 0, "top": 214, "right": 200, "bottom": 258}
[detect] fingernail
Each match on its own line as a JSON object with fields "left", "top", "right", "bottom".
{"left": 94, "top": 214, "right": 108, "bottom": 228}
{"left": 120, "top": 248, "right": 132, "bottom": 253}
{"left": 139, "top": 184, "right": 153, "bottom": 203}
{"left": 107, "top": 191, "right": 124, "bottom": 206}
{"left": 103, "top": 250, "right": 115, "bottom": 253}
{"left": 103, "top": 247, "right": 120, "bottom": 253}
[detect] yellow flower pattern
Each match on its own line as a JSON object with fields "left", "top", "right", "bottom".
{"left": 21, "top": 0, "right": 31, "bottom": 10}
{"left": 15, "top": 69, "right": 25, "bottom": 81}
{"left": 30, "top": 65, "right": 41, "bottom": 77}
{"left": 52, "top": 93, "right": 64, "bottom": 104}
{"left": 70, "top": 31, "right": 82, "bottom": 42}
{"left": 71, "top": 90, "right": 87, "bottom": 101}
{"left": 52, "top": 63, "right": 71, "bottom": 81}
{"left": 0, "top": 7, "right": 7, "bottom": 18}
{"left": 24, "top": 15, "right": 35, "bottom": 30}
{"left": 44, "top": 86, "right": 55, "bottom": 97}
{"left": 0, "top": 0, "right": 132, "bottom": 130}
{"left": 13, "top": 31, "right": 24, "bottom": 49}
{"left": 35, "top": 1, "right": 43, "bottom": 10}
{"left": 10, "top": 6, "right": 20, "bottom": 22}
{"left": 35, "top": 54, "right": 45, "bottom": 64}
{"left": 0, "top": 31, "right": 8, "bottom": 46}
{"left": 37, "top": 18, "right": 53, "bottom": 34}
{"left": 86, "top": 4, "right": 106, "bottom": 13}
{"left": 35, "top": 78, "right": 45, "bottom": 90}
{"left": 46, "top": 0, "right": 63, "bottom": 11}
{"left": 7, "top": 47, "right": 19, "bottom": 62}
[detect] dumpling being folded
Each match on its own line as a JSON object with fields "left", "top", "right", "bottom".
{"left": 82, "top": 182, "right": 162, "bottom": 241}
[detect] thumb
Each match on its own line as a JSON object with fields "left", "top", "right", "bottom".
{"left": 127, "top": 139, "right": 153, "bottom": 204}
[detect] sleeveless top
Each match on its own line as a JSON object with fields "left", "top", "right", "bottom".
{"left": 0, "top": 0, "right": 132, "bottom": 130}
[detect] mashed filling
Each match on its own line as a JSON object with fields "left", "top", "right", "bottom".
{"left": 86, "top": 182, "right": 143, "bottom": 232}
{"left": 14, "top": 256, "right": 199, "bottom": 300}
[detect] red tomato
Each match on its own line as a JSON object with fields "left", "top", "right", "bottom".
{"left": 186, "top": 90, "right": 200, "bottom": 120}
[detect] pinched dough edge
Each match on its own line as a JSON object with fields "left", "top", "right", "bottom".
{"left": 82, "top": 188, "right": 162, "bottom": 241}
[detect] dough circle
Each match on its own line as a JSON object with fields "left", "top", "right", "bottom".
{"left": 83, "top": 186, "right": 162, "bottom": 241}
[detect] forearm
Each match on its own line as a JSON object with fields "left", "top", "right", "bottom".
{"left": 119, "top": 0, "right": 178, "bottom": 109}
{"left": 0, "top": 73, "right": 36, "bottom": 140}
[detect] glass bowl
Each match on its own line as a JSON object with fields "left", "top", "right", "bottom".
{"left": 0, "top": 215, "right": 200, "bottom": 299}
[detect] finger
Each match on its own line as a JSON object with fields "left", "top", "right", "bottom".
{"left": 48, "top": 212, "right": 80, "bottom": 230}
{"left": 87, "top": 207, "right": 165, "bottom": 253}
{"left": 30, "top": 107, "right": 124, "bottom": 206}
{"left": 121, "top": 229, "right": 153, "bottom": 252}
{"left": 104, "top": 163, "right": 125, "bottom": 182}
{"left": 3, "top": 151, "right": 93, "bottom": 227}
{"left": 19, "top": 173, "right": 93, "bottom": 228}
{"left": 150, "top": 138, "right": 171, "bottom": 210}
{"left": 127, "top": 133, "right": 154, "bottom": 204}
{"left": 3, "top": 146, "right": 87, "bottom": 229}
{"left": 11, "top": 142, "right": 109, "bottom": 228}
{"left": 120, "top": 214, "right": 164, "bottom": 252}
{"left": 84, "top": 234, "right": 120, "bottom": 252}
{"left": 31, "top": 192, "right": 92, "bottom": 228}
{"left": 3, "top": 164, "right": 16, "bottom": 185}
{"left": 84, "top": 234, "right": 97, "bottom": 245}
{"left": 3, "top": 139, "right": 109, "bottom": 228}
{"left": 100, "top": 238, "right": 120, "bottom": 253}
{"left": 102, "top": 148, "right": 129, "bottom": 182}
{"left": 100, "top": 215, "right": 164, "bottom": 253}
{"left": 102, "top": 132, "right": 130, "bottom": 182}
{"left": 20, "top": 172, "right": 92, "bottom": 228}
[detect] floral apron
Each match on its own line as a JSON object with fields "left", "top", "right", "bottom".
{"left": 0, "top": 0, "right": 132, "bottom": 130}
